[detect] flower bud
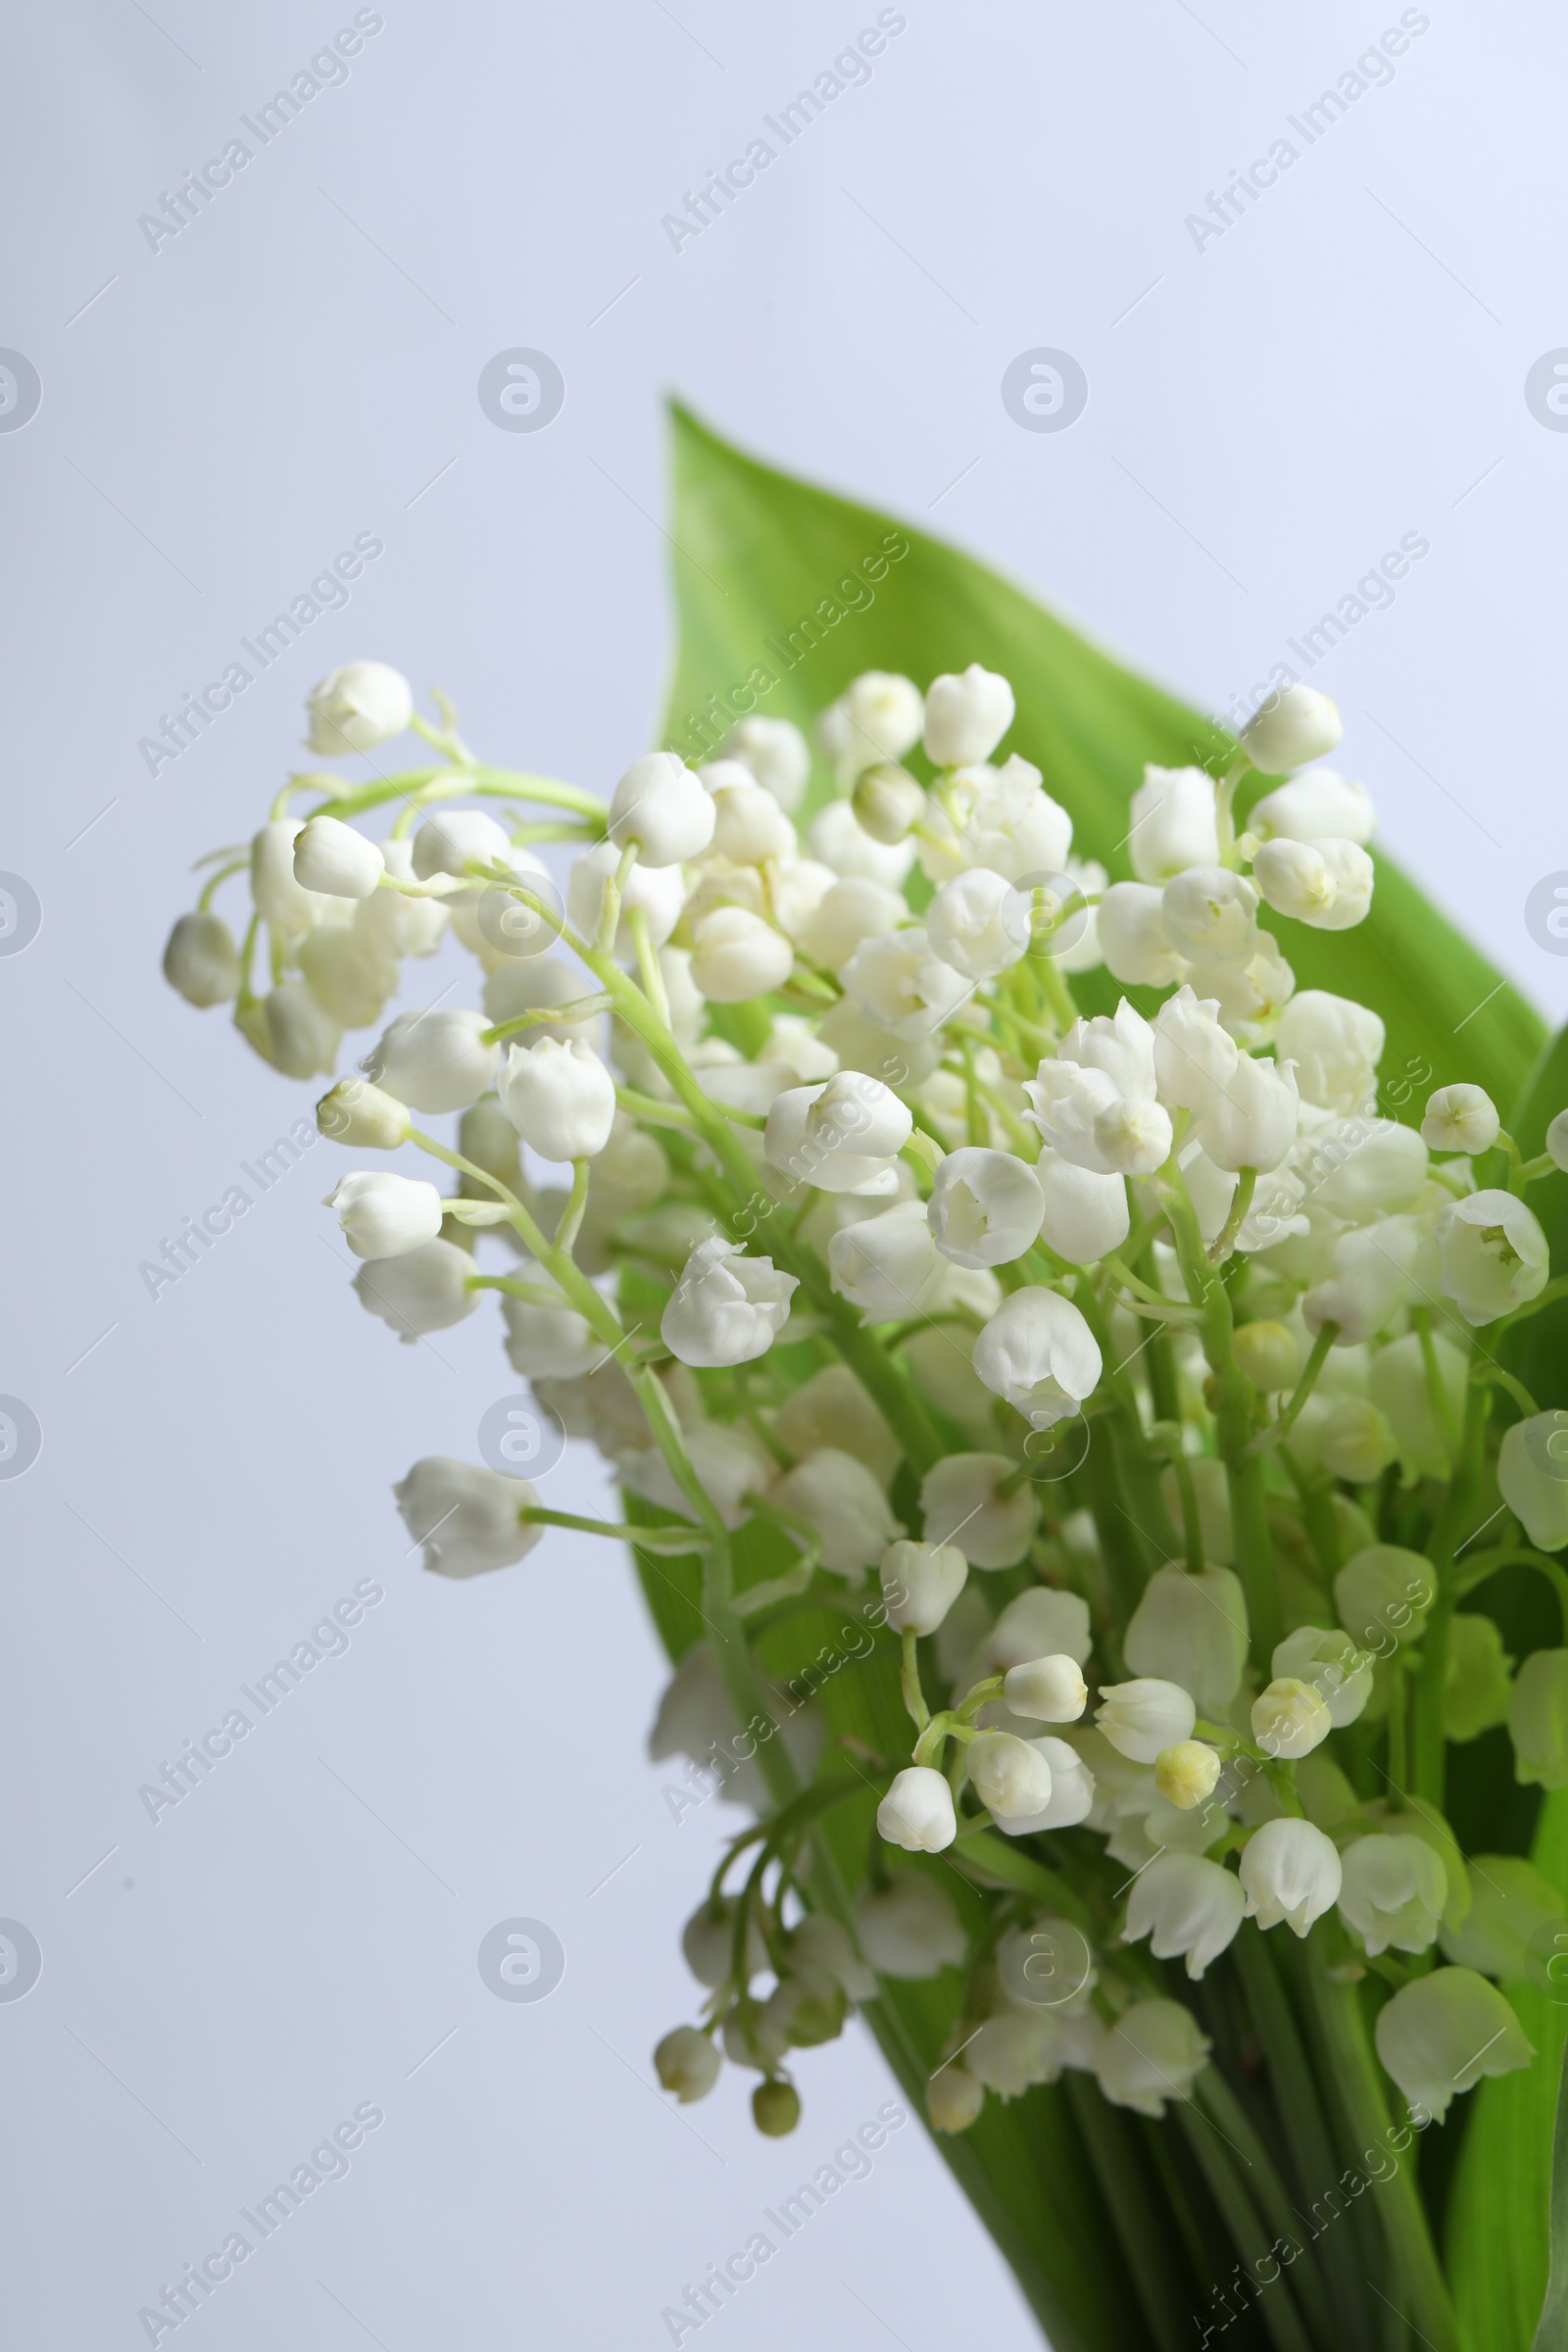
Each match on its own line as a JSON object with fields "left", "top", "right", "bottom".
{"left": 501, "top": 1291, "right": 601, "bottom": 1379}
{"left": 721, "top": 714, "right": 810, "bottom": 811}
{"left": 689, "top": 906, "right": 795, "bottom": 1003}
{"left": 773, "top": 1363, "right": 898, "bottom": 1485}
{"left": 297, "top": 924, "right": 396, "bottom": 1029}
{"left": 392, "top": 1455, "right": 542, "bottom": 1578}
{"left": 1160, "top": 866, "right": 1258, "bottom": 968}
{"left": 1339, "top": 1833, "right": 1446, "bottom": 1957}
{"left": 1195, "top": 1054, "right": 1299, "bottom": 1174}
{"left": 1437, "top": 1189, "right": 1549, "bottom": 1327}
{"left": 410, "top": 807, "right": 512, "bottom": 881}
{"left": 1124, "top": 1564, "right": 1248, "bottom": 1712}
{"left": 829, "top": 1200, "right": 944, "bottom": 1321}
{"left": 1334, "top": 1544, "right": 1434, "bottom": 1650}
{"left": 972, "top": 1286, "right": 1102, "bottom": 1431}
{"left": 306, "top": 660, "right": 413, "bottom": 756}
{"left": 1508, "top": 1648, "right": 1568, "bottom": 1788}
{"left": 566, "top": 841, "right": 685, "bottom": 958}
{"left": 765, "top": 1070, "right": 911, "bottom": 1197}
{"left": 1033, "top": 1148, "right": 1129, "bottom": 1265}
{"left": 1373, "top": 1968, "right": 1532, "bottom": 2124}
{"left": 1444, "top": 1612, "right": 1514, "bottom": 1743}
{"left": 1316, "top": 1398, "right": 1397, "bottom": 1485}
{"left": 969, "top": 1731, "right": 1054, "bottom": 1821}
{"left": 855, "top": 1877, "right": 966, "bottom": 1979}
{"left": 293, "top": 813, "right": 385, "bottom": 899}
{"left": 654, "top": 2025, "right": 720, "bottom": 2104}
{"left": 880, "top": 1539, "right": 967, "bottom": 1636}
{"left": 255, "top": 978, "right": 338, "bottom": 1077}
{"left": 709, "top": 779, "right": 796, "bottom": 866}
{"left": 808, "top": 798, "right": 917, "bottom": 885}
{"left": 317, "top": 1077, "right": 411, "bottom": 1149}
{"left": 752, "top": 2080, "right": 801, "bottom": 2136}
{"left": 356, "top": 1238, "right": 478, "bottom": 1340}
{"left": 1498, "top": 1410, "right": 1568, "bottom": 1552}
{"left": 1003, "top": 1655, "right": 1088, "bottom": 1723}
{"left": 920, "top": 1452, "right": 1039, "bottom": 1570}
{"left": 1233, "top": 1319, "right": 1301, "bottom": 1392}
{"left": 878, "top": 1765, "right": 957, "bottom": 1852}
{"left": 852, "top": 763, "right": 925, "bottom": 845}
{"left": 498, "top": 1035, "right": 615, "bottom": 1161}
{"left": 1251, "top": 1677, "right": 1333, "bottom": 1759}
{"left": 326, "top": 1171, "right": 444, "bottom": 1259}
{"left": 608, "top": 752, "right": 715, "bottom": 867}
{"left": 1096, "top": 1678, "right": 1197, "bottom": 1764}
{"left": 662, "top": 1236, "right": 796, "bottom": 1369}
{"left": 1097, "top": 881, "right": 1188, "bottom": 987}
{"left": 682, "top": 1898, "right": 767, "bottom": 1989}
{"left": 1154, "top": 1740, "right": 1222, "bottom": 1809}
{"left": 163, "top": 910, "right": 240, "bottom": 1006}
{"left": 1547, "top": 1108, "right": 1568, "bottom": 1172}
{"left": 1128, "top": 765, "right": 1220, "bottom": 883}
{"left": 1239, "top": 1817, "right": 1342, "bottom": 1936}
{"left": 1250, "top": 768, "right": 1375, "bottom": 846}
{"left": 1251, "top": 837, "right": 1374, "bottom": 930}
{"left": 367, "top": 1007, "right": 498, "bottom": 1113}
{"left": 1095, "top": 1998, "right": 1210, "bottom": 2117}
{"left": 926, "top": 867, "right": 1031, "bottom": 981}
{"left": 774, "top": 1447, "right": 902, "bottom": 1577}
{"left": 927, "top": 2065, "right": 984, "bottom": 2132}
{"left": 793, "top": 876, "right": 907, "bottom": 972}
{"left": 1124, "top": 1851, "right": 1245, "bottom": 1981}
{"left": 1239, "top": 683, "right": 1343, "bottom": 773}
{"left": 922, "top": 663, "right": 1014, "bottom": 767}
{"left": 1421, "top": 1083, "right": 1499, "bottom": 1155}
{"left": 928, "top": 1148, "right": 1045, "bottom": 1268}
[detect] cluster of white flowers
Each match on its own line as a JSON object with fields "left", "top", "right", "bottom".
{"left": 170, "top": 661, "right": 1568, "bottom": 2159}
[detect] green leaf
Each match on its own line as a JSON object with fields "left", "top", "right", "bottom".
{"left": 662, "top": 399, "right": 1544, "bottom": 1108}
{"left": 1533, "top": 2042, "right": 1568, "bottom": 2352}
{"left": 1446, "top": 1790, "right": 1568, "bottom": 2350}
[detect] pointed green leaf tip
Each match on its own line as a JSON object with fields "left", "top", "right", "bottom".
{"left": 662, "top": 399, "right": 1544, "bottom": 1107}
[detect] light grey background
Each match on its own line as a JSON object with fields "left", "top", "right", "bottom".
{"left": 4, "top": 3, "right": 1563, "bottom": 2345}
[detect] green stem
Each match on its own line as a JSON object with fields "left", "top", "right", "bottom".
{"left": 1250, "top": 1322, "right": 1339, "bottom": 1457}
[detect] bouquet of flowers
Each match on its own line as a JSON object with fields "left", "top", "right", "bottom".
{"left": 164, "top": 415, "right": 1568, "bottom": 2352}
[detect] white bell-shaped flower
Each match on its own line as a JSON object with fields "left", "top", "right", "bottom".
{"left": 878, "top": 1765, "right": 957, "bottom": 1852}
{"left": 922, "top": 663, "right": 1014, "bottom": 767}
{"left": 1436, "top": 1190, "right": 1549, "bottom": 1326}
{"left": 986, "top": 1735, "right": 1096, "bottom": 1834}
{"left": 927, "top": 1148, "right": 1046, "bottom": 1268}
{"left": 926, "top": 867, "right": 1031, "bottom": 980}
{"left": 411, "top": 807, "right": 512, "bottom": 881}
{"left": 919, "top": 1453, "right": 1039, "bottom": 1570}
{"left": 1334, "top": 1543, "right": 1434, "bottom": 1650}
{"left": 498, "top": 1035, "right": 616, "bottom": 1160}
{"left": 1123, "top": 1852, "right": 1245, "bottom": 1981}
{"left": 318, "top": 1077, "right": 412, "bottom": 1150}
{"left": 1124, "top": 1564, "right": 1248, "bottom": 1712}
{"left": 1252, "top": 837, "right": 1374, "bottom": 930}
{"left": 1097, "top": 881, "right": 1188, "bottom": 988}
{"left": 1498, "top": 1411, "right": 1568, "bottom": 1552}
{"left": 840, "top": 926, "right": 970, "bottom": 1042}
{"left": 972, "top": 1286, "right": 1102, "bottom": 1431}
{"left": 689, "top": 906, "right": 795, "bottom": 1002}
{"left": 1032, "top": 1147, "right": 1129, "bottom": 1265}
{"left": 252, "top": 818, "right": 325, "bottom": 936}
{"left": 880, "top": 1539, "right": 968, "bottom": 1636}
{"left": 1096, "top": 1678, "right": 1197, "bottom": 1764}
{"left": 355, "top": 1238, "right": 478, "bottom": 1340}
{"left": 566, "top": 841, "right": 685, "bottom": 957}
{"left": 984, "top": 1588, "right": 1093, "bottom": 1672}
{"left": 502, "top": 1290, "right": 602, "bottom": 1380}
{"left": 1373, "top": 1968, "right": 1532, "bottom": 2123}
{"left": 392, "top": 1456, "right": 541, "bottom": 1578}
{"left": 326, "top": 1171, "right": 443, "bottom": 1259}
{"left": 367, "top": 1006, "right": 498, "bottom": 1113}
{"left": 773, "top": 1446, "right": 902, "bottom": 1575}
{"left": 829, "top": 1199, "right": 944, "bottom": 1321}
{"left": 1003, "top": 1654, "right": 1088, "bottom": 1722}
{"left": 1369, "top": 1330, "right": 1467, "bottom": 1480}
{"left": 1152, "top": 985, "right": 1239, "bottom": 1111}
{"left": 661, "top": 1237, "right": 797, "bottom": 1368}
{"left": 293, "top": 812, "right": 385, "bottom": 899}
{"left": 1508, "top": 1648, "right": 1568, "bottom": 1788}
{"left": 1195, "top": 1053, "right": 1298, "bottom": 1174}
{"left": 1272, "top": 1626, "right": 1373, "bottom": 1726}
{"left": 1275, "top": 991, "right": 1384, "bottom": 1115}
{"left": 1339, "top": 1833, "right": 1447, "bottom": 1956}
{"left": 163, "top": 910, "right": 241, "bottom": 1006}
{"left": 1239, "top": 1818, "right": 1342, "bottom": 1936}
{"left": 1161, "top": 866, "right": 1259, "bottom": 969}
{"left": 1421, "top": 1083, "right": 1499, "bottom": 1155}
{"left": 1251, "top": 1677, "right": 1333, "bottom": 1759}
{"left": 765, "top": 1071, "right": 910, "bottom": 1197}
{"left": 721, "top": 714, "right": 810, "bottom": 811}
{"left": 1095, "top": 1998, "right": 1210, "bottom": 2117}
{"left": 968, "top": 1731, "right": 1054, "bottom": 1822}
{"left": 306, "top": 660, "right": 413, "bottom": 757}
{"left": 654, "top": 2026, "right": 721, "bottom": 2104}
{"left": 855, "top": 1876, "right": 966, "bottom": 1977}
{"left": 807, "top": 798, "right": 917, "bottom": 886}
